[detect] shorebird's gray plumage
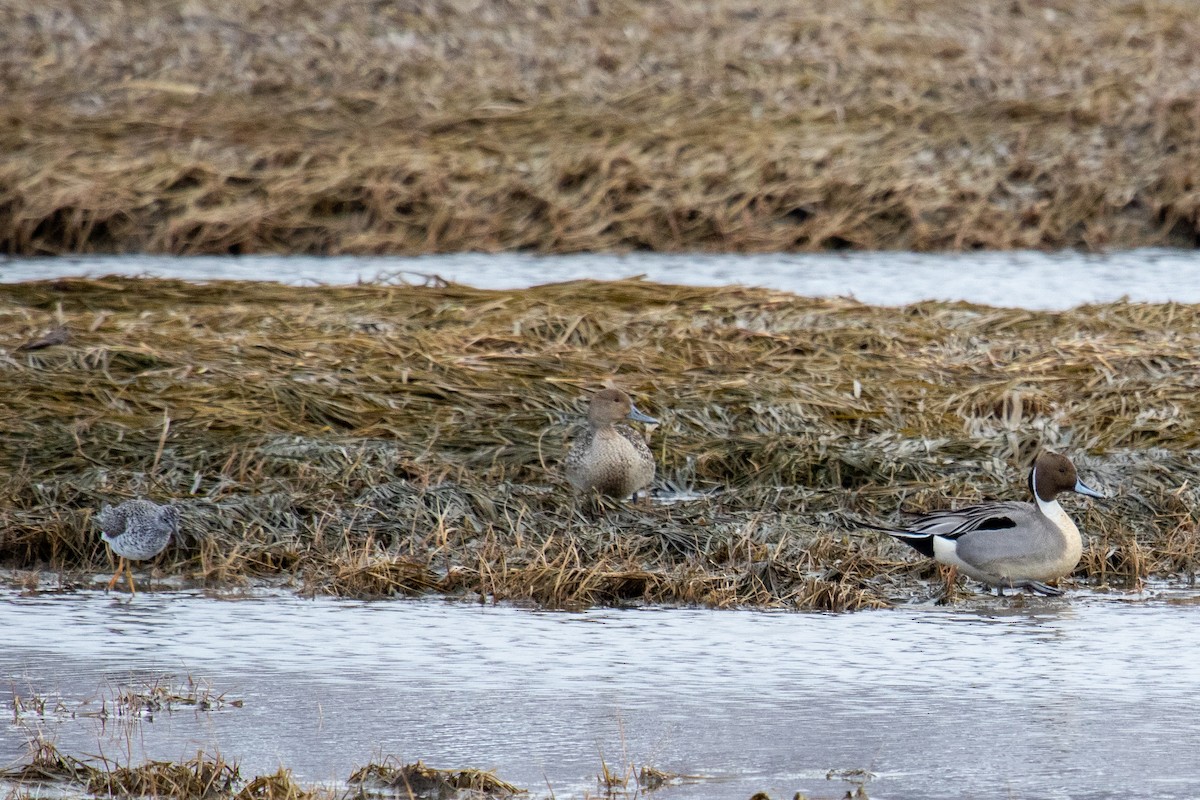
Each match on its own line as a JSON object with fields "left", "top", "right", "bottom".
{"left": 565, "top": 388, "right": 658, "bottom": 499}
{"left": 97, "top": 499, "right": 179, "bottom": 594}
{"left": 865, "top": 452, "right": 1104, "bottom": 596}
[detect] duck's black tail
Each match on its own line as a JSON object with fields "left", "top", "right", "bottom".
{"left": 854, "top": 520, "right": 936, "bottom": 558}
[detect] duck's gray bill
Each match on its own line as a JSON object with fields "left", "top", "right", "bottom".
{"left": 1074, "top": 479, "right": 1105, "bottom": 499}
{"left": 628, "top": 405, "right": 659, "bottom": 424}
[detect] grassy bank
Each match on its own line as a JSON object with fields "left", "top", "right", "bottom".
{"left": 0, "top": 276, "right": 1195, "bottom": 609}
{"left": 2, "top": 0, "right": 1199, "bottom": 254}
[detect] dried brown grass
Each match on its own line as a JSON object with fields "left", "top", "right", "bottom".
{"left": 0, "top": 743, "right": 242, "bottom": 799}
{"left": 348, "top": 759, "right": 522, "bottom": 798}
{"left": 1, "top": 742, "right": 518, "bottom": 800}
{"left": 2, "top": 0, "right": 1200, "bottom": 254}
{"left": 89, "top": 753, "right": 240, "bottom": 799}
{"left": 0, "top": 277, "right": 1198, "bottom": 609}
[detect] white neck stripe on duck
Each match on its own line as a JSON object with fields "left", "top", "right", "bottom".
{"left": 1029, "top": 463, "right": 1043, "bottom": 501}
{"left": 1030, "top": 462, "right": 1058, "bottom": 513}
{"left": 1035, "top": 485, "right": 1062, "bottom": 519}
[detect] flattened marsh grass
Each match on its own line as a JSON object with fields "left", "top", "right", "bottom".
{"left": 1, "top": 277, "right": 1199, "bottom": 609}
{"left": 2, "top": 0, "right": 1200, "bottom": 254}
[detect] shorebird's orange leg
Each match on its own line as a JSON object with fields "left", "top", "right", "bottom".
{"left": 106, "top": 558, "right": 125, "bottom": 592}
{"left": 126, "top": 566, "right": 137, "bottom": 596}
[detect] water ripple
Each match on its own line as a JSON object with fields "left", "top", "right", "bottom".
{"left": 3, "top": 589, "right": 1200, "bottom": 798}
{"left": 7, "top": 248, "right": 1200, "bottom": 309}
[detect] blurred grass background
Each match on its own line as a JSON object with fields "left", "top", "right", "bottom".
{"left": 2, "top": 0, "right": 1198, "bottom": 253}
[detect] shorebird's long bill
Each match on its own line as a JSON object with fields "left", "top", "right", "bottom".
{"left": 1074, "top": 479, "right": 1105, "bottom": 499}
{"left": 628, "top": 405, "right": 659, "bottom": 424}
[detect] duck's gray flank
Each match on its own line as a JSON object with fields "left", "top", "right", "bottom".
{"left": 565, "top": 388, "right": 658, "bottom": 499}
{"left": 864, "top": 452, "right": 1104, "bottom": 596}
{"left": 98, "top": 499, "right": 179, "bottom": 594}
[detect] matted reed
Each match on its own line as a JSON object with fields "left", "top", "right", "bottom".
{"left": 0, "top": 277, "right": 1196, "bottom": 609}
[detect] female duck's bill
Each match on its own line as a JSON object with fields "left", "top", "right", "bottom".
{"left": 564, "top": 388, "right": 658, "bottom": 500}
{"left": 627, "top": 404, "right": 658, "bottom": 424}
{"left": 866, "top": 452, "right": 1105, "bottom": 597}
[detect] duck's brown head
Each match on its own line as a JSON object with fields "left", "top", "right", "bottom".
{"left": 587, "top": 389, "right": 658, "bottom": 426}
{"left": 1029, "top": 452, "right": 1104, "bottom": 503}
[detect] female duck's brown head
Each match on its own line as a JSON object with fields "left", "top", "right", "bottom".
{"left": 1028, "top": 452, "right": 1104, "bottom": 503}
{"left": 587, "top": 388, "right": 658, "bottom": 427}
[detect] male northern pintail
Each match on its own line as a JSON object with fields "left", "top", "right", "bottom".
{"left": 565, "top": 388, "right": 658, "bottom": 499}
{"left": 866, "top": 452, "right": 1104, "bottom": 596}
{"left": 97, "top": 499, "right": 179, "bottom": 595}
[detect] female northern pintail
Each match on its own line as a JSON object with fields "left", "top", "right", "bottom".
{"left": 97, "top": 499, "right": 179, "bottom": 595}
{"left": 867, "top": 452, "right": 1104, "bottom": 596}
{"left": 565, "top": 388, "right": 658, "bottom": 499}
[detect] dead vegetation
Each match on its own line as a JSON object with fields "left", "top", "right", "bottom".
{"left": 8, "top": 675, "right": 243, "bottom": 727}
{"left": 1, "top": 743, "right": 519, "bottom": 800}
{"left": 0, "top": 744, "right": 239, "bottom": 799}
{"left": 0, "top": 276, "right": 1197, "bottom": 609}
{"left": 106, "top": 675, "right": 245, "bottom": 717}
{"left": 2, "top": 0, "right": 1200, "bottom": 254}
{"left": 349, "top": 759, "right": 522, "bottom": 799}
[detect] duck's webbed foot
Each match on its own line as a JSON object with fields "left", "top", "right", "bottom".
{"left": 1022, "top": 580, "right": 1065, "bottom": 597}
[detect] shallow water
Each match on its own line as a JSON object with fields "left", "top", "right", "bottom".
{"left": 5, "top": 588, "right": 1200, "bottom": 799}
{"left": 6, "top": 248, "right": 1200, "bottom": 309}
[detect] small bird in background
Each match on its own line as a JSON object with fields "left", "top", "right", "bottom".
{"left": 97, "top": 499, "right": 180, "bottom": 595}
{"left": 565, "top": 388, "right": 658, "bottom": 500}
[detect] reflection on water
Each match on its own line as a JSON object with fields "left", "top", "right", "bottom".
{"left": 5, "top": 248, "right": 1200, "bottom": 309}
{"left": 4, "top": 589, "right": 1200, "bottom": 798}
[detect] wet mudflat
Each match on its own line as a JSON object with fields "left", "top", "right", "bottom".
{"left": 5, "top": 587, "right": 1200, "bottom": 800}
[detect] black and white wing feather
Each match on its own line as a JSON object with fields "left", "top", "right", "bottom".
{"left": 864, "top": 501, "right": 1028, "bottom": 557}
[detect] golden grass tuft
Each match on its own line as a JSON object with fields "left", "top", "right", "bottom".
{"left": 0, "top": 277, "right": 1198, "bottom": 609}
{"left": 2, "top": 1, "right": 1200, "bottom": 253}
{"left": 319, "top": 549, "right": 442, "bottom": 599}
{"left": 348, "top": 759, "right": 523, "bottom": 798}
{"left": 0, "top": 742, "right": 244, "bottom": 799}
{"left": 234, "top": 769, "right": 312, "bottom": 800}
{"left": 89, "top": 752, "right": 240, "bottom": 798}
{"left": 0, "top": 739, "right": 94, "bottom": 785}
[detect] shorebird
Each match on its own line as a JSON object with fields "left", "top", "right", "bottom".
{"left": 565, "top": 388, "right": 658, "bottom": 500}
{"left": 97, "top": 499, "right": 179, "bottom": 595}
{"left": 864, "top": 452, "right": 1104, "bottom": 596}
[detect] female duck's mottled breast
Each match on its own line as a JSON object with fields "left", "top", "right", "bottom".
{"left": 565, "top": 389, "right": 658, "bottom": 499}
